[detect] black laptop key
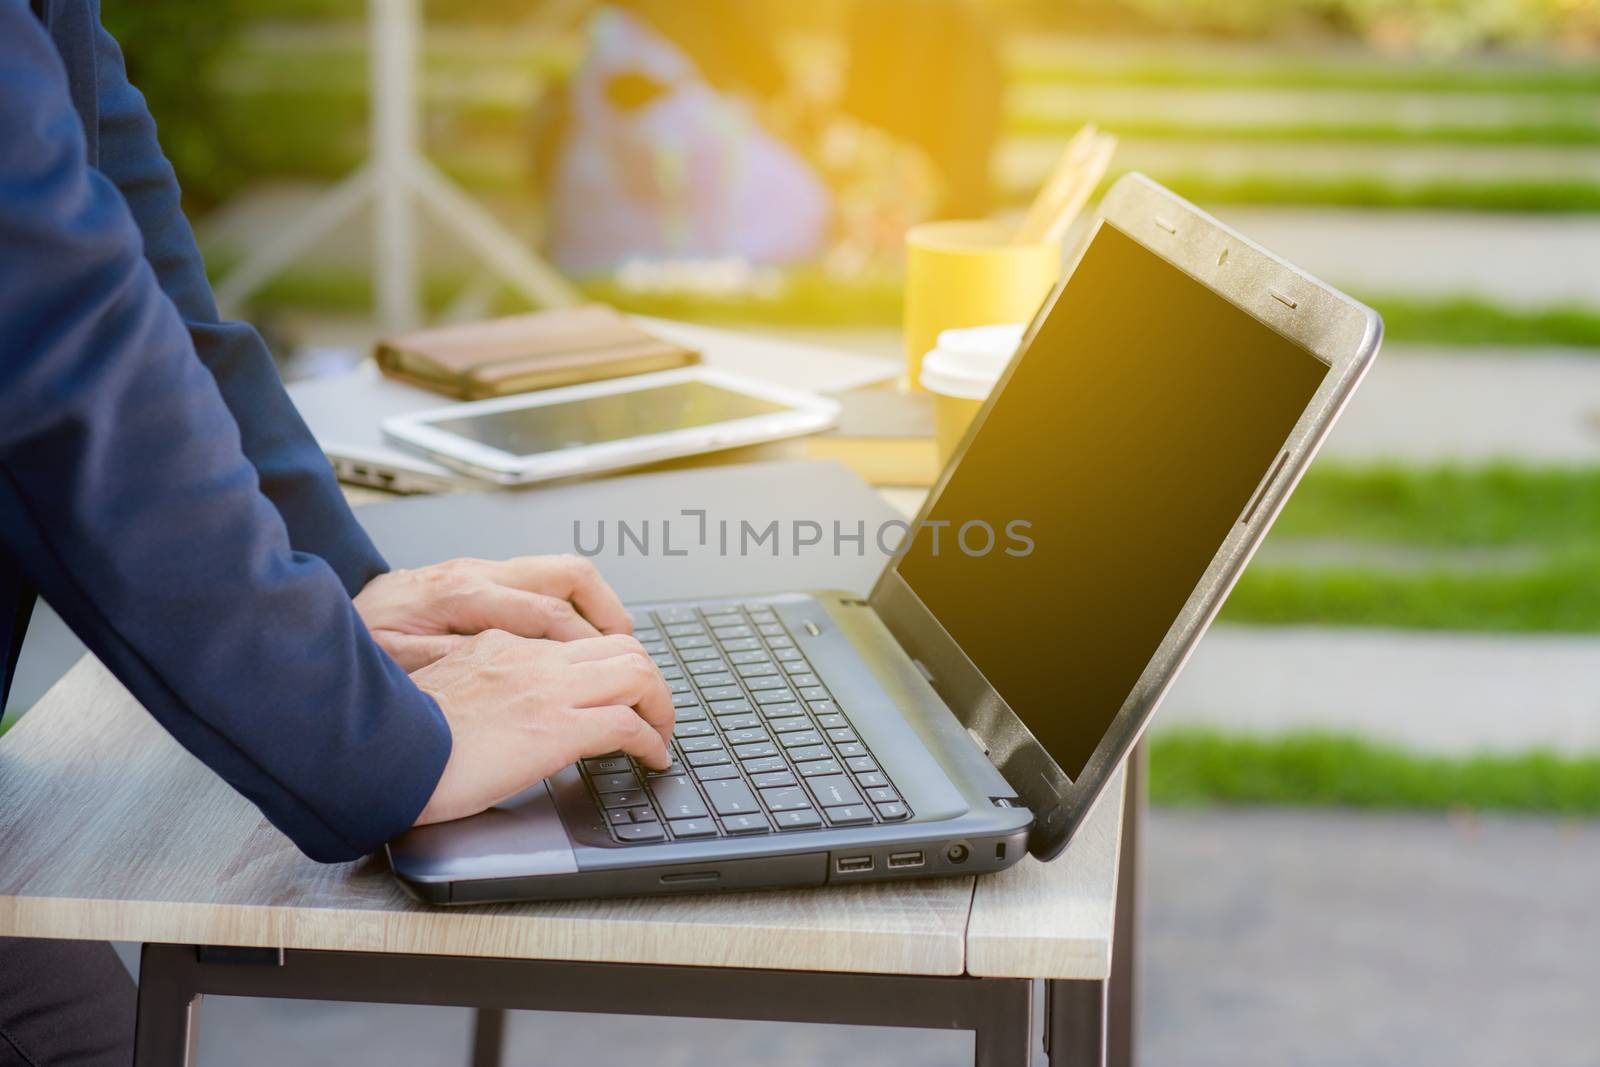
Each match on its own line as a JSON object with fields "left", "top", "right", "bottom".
{"left": 695, "top": 763, "right": 741, "bottom": 782}
{"left": 808, "top": 700, "right": 839, "bottom": 715}
{"left": 774, "top": 648, "right": 804, "bottom": 662}
{"left": 686, "top": 749, "right": 731, "bottom": 767}
{"left": 737, "top": 662, "right": 779, "bottom": 677}
{"left": 845, "top": 756, "right": 878, "bottom": 773}
{"left": 722, "top": 813, "right": 770, "bottom": 835}
{"left": 826, "top": 728, "right": 858, "bottom": 743}
{"left": 786, "top": 673, "right": 819, "bottom": 688}
{"left": 783, "top": 661, "right": 811, "bottom": 675}
{"left": 703, "top": 779, "right": 761, "bottom": 816}
{"left": 809, "top": 775, "right": 862, "bottom": 808}
{"left": 875, "top": 802, "right": 910, "bottom": 821}
{"left": 592, "top": 771, "right": 642, "bottom": 793}
{"left": 716, "top": 714, "right": 760, "bottom": 731}
{"left": 712, "top": 624, "right": 753, "bottom": 639}
{"left": 674, "top": 705, "right": 707, "bottom": 722}
{"left": 679, "top": 735, "right": 723, "bottom": 753}
{"left": 779, "top": 730, "right": 823, "bottom": 748}
{"left": 681, "top": 647, "right": 721, "bottom": 662}
{"left": 745, "top": 674, "right": 789, "bottom": 690}
{"left": 671, "top": 635, "right": 712, "bottom": 650}
{"left": 606, "top": 808, "right": 634, "bottom": 825}
{"left": 854, "top": 771, "right": 889, "bottom": 789}
{"left": 729, "top": 650, "right": 770, "bottom": 665}
{"left": 796, "top": 758, "right": 843, "bottom": 777}
{"left": 733, "top": 741, "right": 778, "bottom": 760}
{"left": 755, "top": 690, "right": 796, "bottom": 705}
{"left": 773, "top": 809, "right": 822, "bottom": 830}
{"left": 834, "top": 742, "right": 867, "bottom": 759}
{"left": 631, "top": 807, "right": 658, "bottom": 822}
{"left": 615, "top": 822, "right": 666, "bottom": 842}
{"left": 866, "top": 786, "right": 899, "bottom": 804}
{"left": 653, "top": 606, "right": 698, "bottom": 625}
{"left": 769, "top": 716, "right": 811, "bottom": 733}
{"left": 650, "top": 653, "right": 675, "bottom": 668}
{"left": 741, "top": 755, "right": 786, "bottom": 774}
{"left": 669, "top": 678, "right": 694, "bottom": 694}
{"left": 787, "top": 744, "right": 830, "bottom": 763}
{"left": 582, "top": 756, "right": 632, "bottom": 776}
{"left": 756, "top": 622, "right": 784, "bottom": 636}
{"left": 641, "top": 641, "right": 669, "bottom": 655}
{"left": 648, "top": 776, "right": 709, "bottom": 819}
{"left": 724, "top": 728, "right": 769, "bottom": 746}
{"left": 813, "top": 713, "right": 847, "bottom": 730}
{"left": 797, "top": 686, "right": 829, "bottom": 701}
{"left": 759, "top": 702, "right": 802, "bottom": 718}
{"left": 699, "top": 685, "right": 744, "bottom": 701}
{"left": 674, "top": 721, "right": 715, "bottom": 738}
{"left": 668, "top": 818, "right": 719, "bottom": 839}
{"left": 749, "top": 771, "right": 797, "bottom": 789}
{"left": 823, "top": 805, "right": 873, "bottom": 826}
{"left": 601, "top": 790, "right": 648, "bottom": 809}
{"left": 694, "top": 672, "right": 736, "bottom": 689}
{"left": 718, "top": 637, "right": 761, "bottom": 653}
{"left": 764, "top": 635, "right": 794, "bottom": 649}
{"left": 710, "top": 699, "right": 752, "bottom": 714}
{"left": 670, "top": 692, "right": 701, "bottom": 708}
{"left": 689, "top": 660, "right": 728, "bottom": 675}
{"left": 759, "top": 786, "right": 811, "bottom": 811}
{"left": 665, "top": 622, "right": 705, "bottom": 637}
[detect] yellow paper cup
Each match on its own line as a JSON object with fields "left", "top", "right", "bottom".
{"left": 904, "top": 220, "right": 1060, "bottom": 390}
{"left": 920, "top": 324, "right": 1025, "bottom": 469}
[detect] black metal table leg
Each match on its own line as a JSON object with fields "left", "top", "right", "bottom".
{"left": 130, "top": 946, "right": 1037, "bottom": 1067}
{"left": 133, "top": 944, "right": 206, "bottom": 1067}
{"left": 1109, "top": 740, "right": 1146, "bottom": 1067}
{"left": 1046, "top": 979, "right": 1107, "bottom": 1067}
{"left": 469, "top": 1007, "right": 507, "bottom": 1067}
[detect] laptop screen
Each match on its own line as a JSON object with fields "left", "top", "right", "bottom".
{"left": 894, "top": 221, "right": 1329, "bottom": 780}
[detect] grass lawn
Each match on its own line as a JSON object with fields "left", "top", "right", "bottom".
{"left": 1224, "top": 465, "right": 1600, "bottom": 633}
{"left": 1150, "top": 729, "right": 1600, "bottom": 814}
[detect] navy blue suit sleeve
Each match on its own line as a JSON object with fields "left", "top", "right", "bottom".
{"left": 0, "top": 9, "right": 451, "bottom": 863}
{"left": 89, "top": 22, "right": 386, "bottom": 597}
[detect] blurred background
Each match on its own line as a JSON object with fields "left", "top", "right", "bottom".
{"left": 84, "top": 0, "right": 1600, "bottom": 1063}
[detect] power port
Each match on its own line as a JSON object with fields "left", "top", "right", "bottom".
{"left": 945, "top": 843, "right": 970, "bottom": 865}
{"left": 836, "top": 855, "right": 873, "bottom": 874}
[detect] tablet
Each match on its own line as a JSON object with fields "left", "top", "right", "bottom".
{"left": 382, "top": 367, "right": 840, "bottom": 485}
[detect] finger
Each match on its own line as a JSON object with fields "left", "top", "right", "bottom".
{"left": 492, "top": 556, "right": 632, "bottom": 636}
{"left": 374, "top": 630, "right": 470, "bottom": 673}
{"left": 563, "top": 653, "right": 675, "bottom": 744}
{"left": 557, "top": 633, "right": 648, "bottom": 664}
{"left": 452, "top": 585, "right": 603, "bottom": 642}
{"left": 581, "top": 705, "right": 671, "bottom": 770}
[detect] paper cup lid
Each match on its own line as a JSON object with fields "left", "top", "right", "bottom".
{"left": 920, "top": 323, "right": 1025, "bottom": 399}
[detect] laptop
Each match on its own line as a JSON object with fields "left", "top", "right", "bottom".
{"left": 387, "top": 175, "right": 1381, "bottom": 904}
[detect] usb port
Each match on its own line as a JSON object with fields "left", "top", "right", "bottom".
{"left": 888, "top": 851, "right": 925, "bottom": 869}
{"left": 835, "top": 855, "right": 873, "bottom": 873}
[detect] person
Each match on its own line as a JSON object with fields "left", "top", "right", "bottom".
{"left": 0, "top": 3, "right": 673, "bottom": 1063}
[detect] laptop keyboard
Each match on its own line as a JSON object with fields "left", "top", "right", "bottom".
{"left": 578, "top": 601, "right": 913, "bottom": 843}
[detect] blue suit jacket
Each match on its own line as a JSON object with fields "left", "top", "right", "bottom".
{"left": 0, "top": 0, "right": 451, "bottom": 862}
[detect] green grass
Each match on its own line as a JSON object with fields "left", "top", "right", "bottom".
{"left": 1149, "top": 729, "right": 1600, "bottom": 813}
{"left": 1223, "top": 557, "right": 1600, "bottom": 632}
{"left": 1012, "top": 113, "right": 1600, "bottom": 147}
{"left": 1009, "top": 55, "right": 1600, "bottom": 96}
{"left": 1371, "top": 297, "right": 1600, "bottom": 349}
{"left": 1269, "top": 465, "right": 1600, "bottom": 548}
{"left": 1223, "top": 465, "right": 1600, "bottom": 633}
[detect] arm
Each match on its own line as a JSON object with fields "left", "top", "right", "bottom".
{"left": 0, "top": 9, "right": 449, "bottom": 862}
{"left": 89, "top": 20, "right": 384, "bottom": 597}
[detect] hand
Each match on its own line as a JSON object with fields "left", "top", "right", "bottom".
{"left": 411, "top": 629, "right": 673, "bottom": 826}
{"left": 355, "top": 554, "right": 631, "bottom": 672}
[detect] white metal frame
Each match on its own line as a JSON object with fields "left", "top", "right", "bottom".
{"left": 214, "top": 0, "right": 579, "bottom": 332}
{"left": 383, "top": 366, "right": 842, "bottom": 485}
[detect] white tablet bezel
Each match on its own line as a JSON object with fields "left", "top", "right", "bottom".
{"left": 381, "top": 366, "right": 841, "bottom": 486}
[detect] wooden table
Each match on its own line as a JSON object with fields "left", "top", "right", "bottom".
{"left": 0, "top": 462, "right": 1136, "bottom": 1066}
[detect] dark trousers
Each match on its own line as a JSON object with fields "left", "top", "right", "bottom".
{"left": 0, "top": 938, "right": 134, "bottom": 1067}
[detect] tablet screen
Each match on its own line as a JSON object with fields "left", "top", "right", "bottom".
{"left": 426, "top": 381, "right": 793, "bottom": 457}
{"left": 894, "top": 221, "right": 1329, "bottom": 780}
